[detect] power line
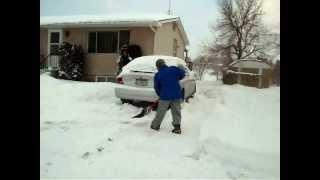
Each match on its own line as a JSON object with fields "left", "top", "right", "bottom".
{"left": 167, "top": 0, "right": 172, "bottom": 15}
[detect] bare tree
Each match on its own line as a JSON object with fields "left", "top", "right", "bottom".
{"left": 256, "top": 31, "right": 280, "bottom": 63}
{"left": 193, "top": 55, "right": 210, "bottom": 80}
{"left": 211, "top": 0, "right": 265, "bottom": 60}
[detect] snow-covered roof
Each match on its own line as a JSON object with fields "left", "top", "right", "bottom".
{"left": 229, "top": 59, "right": 271, "bottom": 69}
{"left": 40, "top": 13, "right": 177, "bottom": 26}
{"left": 40, "top": 13, "right": 189, "bottom": 45}
{"left": 228, "top": 59, "right": 262, "bottom": 67}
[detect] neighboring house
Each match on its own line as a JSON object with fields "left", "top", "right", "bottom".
{"left": 222, "top": 59, "right": 273, "bottom": 88}
{"left": 40, "top": 13, "right": 189, "bottom": 81}
{"left": 272, "top": 55, "right": 280, "bottom": 86}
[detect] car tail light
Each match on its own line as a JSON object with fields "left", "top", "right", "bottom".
{"left": 116, "top": 77, "right": 123, "bottom": 84}
{"left": 150, "top": 101, "right": 159, "bottom": 110}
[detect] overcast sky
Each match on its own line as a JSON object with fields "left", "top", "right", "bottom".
{"left": 41, "top": 0, "right": 279, "bottom": 58}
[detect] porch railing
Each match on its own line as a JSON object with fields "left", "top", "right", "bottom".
{"left": 40, "top": 54, "right": 61, "bottom": 73}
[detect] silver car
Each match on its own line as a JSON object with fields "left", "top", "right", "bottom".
{"left": 114, "top": 55, "right": 196, "bottom": 104}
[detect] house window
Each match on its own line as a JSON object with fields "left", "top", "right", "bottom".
{"left": 173, "top": 39, "right": 178, "bottom": 57}
{"left": 88, "top": 32, "right": 118, "bottom": 53}
{"left": 88, "top": 30, "right": 130, "bottom": 53}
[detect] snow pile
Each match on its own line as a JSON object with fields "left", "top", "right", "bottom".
{"left": 41, "top": 73, "right": 279, "bottom": 179}
{"left": 198, "top": 83, "right": 280, "bottom": 176}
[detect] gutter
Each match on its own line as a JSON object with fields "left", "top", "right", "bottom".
{"left": 149, "top": 25, "right": 157, "bottom": 33}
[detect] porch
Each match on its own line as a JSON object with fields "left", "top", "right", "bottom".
{"left": 40, "top": 54, "right": 61, "bottom": 73}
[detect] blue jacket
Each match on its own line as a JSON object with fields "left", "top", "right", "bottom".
{"left": 154, "top": 65, "right": 185, "bottom": 100}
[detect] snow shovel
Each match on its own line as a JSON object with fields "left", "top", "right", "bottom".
{"left": 132, "top": 106, "right": 151, "bottom": 118}
{"left": 132, "top": 101, "right": 159, "bottom": 118}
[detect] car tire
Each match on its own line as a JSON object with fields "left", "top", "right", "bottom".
{"left": 181, "top": 88, "right": 185, "bottom": 99}
{"left": 182, "top": 88, "right": 189, "bottom": 102}
{"left": 191, "top": 85, "right": 196, "bottom": 97}
{"left": 121, "top": 99, "right": 132, "bottom": 104}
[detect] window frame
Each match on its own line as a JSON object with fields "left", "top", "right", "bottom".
{"left": 87, "top": 29, "right": 130, "bottom": 55}
{"left": 48, "top": 29, "right": 63, "bottom": 56}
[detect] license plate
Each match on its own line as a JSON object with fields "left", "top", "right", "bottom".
{"left": 135, "top": 78, "right": 148, "bottom": 86}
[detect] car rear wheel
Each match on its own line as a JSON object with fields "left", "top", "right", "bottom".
{"left": 190, "top": 85, "right": 196, "bottom": 97}
{"left": 182, "top": 88, "right": 190, "bottom": 102}
{"left": 121, "top": 99, "right": 133, "bottom": 104}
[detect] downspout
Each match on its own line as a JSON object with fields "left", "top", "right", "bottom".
{"left": 238, "top": 67, "right": 241, "bottom": 84}
{"left": 258, "top": 68, "right": 263, "bottom": 88}
{"left": 149, "top": 25, "right": 157, "bottom": 33}
{"left": 149, "top": 24, "right": 157, "bottom": 55}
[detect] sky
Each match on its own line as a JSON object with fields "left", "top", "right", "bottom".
{"left": 40, "top": 0, "right": 280, "bottom": 59}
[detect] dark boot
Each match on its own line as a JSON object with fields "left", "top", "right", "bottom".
{"left": 150, "top": 125, "right": 160, "bottom": 131}
{"left": 171, "top": 125, "right": 181, "bottom": 134}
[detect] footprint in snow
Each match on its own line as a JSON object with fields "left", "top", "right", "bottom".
{"left": 226, "top": 171, "right": 247, "bottom": 180}
{"left": 120, "top": 121, "right": 131, "bottom": 124}
{"left": 81, "top": 152, "right": 90, "bottom": 160}
{"left": 60, "top": 126, "right": 69, "bottom": 131}
{"left": 40, "top": 126, "right": 50, "bottom": 132}
{"left": 44, "top": 121, "right": 54, "bottom": 125}
{"left": 185, "top": 153, "right": 200, "bottom": 160}
{"left": 134, "top": 121, "right": 149, "bottom": 127}
{"left": 97, "top": 146, "right": 104, "bottom": 152}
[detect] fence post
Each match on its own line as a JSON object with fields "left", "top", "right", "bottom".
{"left": 258, "top": 68, "right": 263, "bottom": 88}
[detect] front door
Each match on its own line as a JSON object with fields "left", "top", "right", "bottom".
{"left": 48, "top": 30, "right": 63, "bottom": 69}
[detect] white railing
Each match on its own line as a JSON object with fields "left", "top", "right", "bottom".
{"left": 47, "top": 55, "right": 61, "bottom": 70}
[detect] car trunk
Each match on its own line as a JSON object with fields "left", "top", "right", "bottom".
{"left": 122, "top": 70, "right": 155, "bottom": 88}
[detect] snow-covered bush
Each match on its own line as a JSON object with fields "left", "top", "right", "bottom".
{"left": 56, "top": 42, "right": 85, "bottom": 81}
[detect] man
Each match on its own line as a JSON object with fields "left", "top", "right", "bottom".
{"left": 117, "top": 44, "right": 132, "bottom": 74}
{"left": 150, "top": 59, "right": 185, "bottom": 134}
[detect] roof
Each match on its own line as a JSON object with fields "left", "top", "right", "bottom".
{"left": 228, "top": 59, "right": 262, "bottom": 67}
{"left": 229, "top": 59, "right": 271, "bottom": 69}
{"left": 40, "top": 13, "right": 189, "bottom": 45}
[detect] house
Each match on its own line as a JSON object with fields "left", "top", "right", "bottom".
{"left": 222, "top": 59, "right": 272, "bottom": 88}
{"left": 272, "top": 55, "right": 280, "bottom": 86}
{"left": 40, "top": 13, "right": 189, "bottom": 81}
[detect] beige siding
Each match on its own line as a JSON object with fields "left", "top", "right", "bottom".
{"left": 40, "top": 29, "right": 48, "bottom": 55}
{"left": 85, "top": 54, "right": 118, "bottom": 76}
{"left": 63, "top": 29, "right": 117, "bottom": 78}
{"left": 129, "top": 27, "right": 154, "bottom": 55}
{"left": 153, "top": 22, "right": 186, "bottom": 59}
{"left": 40, "top": 27, "right": 155, "bottom": 81}
{"left": 58, "top": 27, "right": 154, "bottom": 81}
{"left": 62, "top": 27, "right": 154, "bottom": 55}
{"left": 63, "top": 29, "right": 88, "bottom": 52}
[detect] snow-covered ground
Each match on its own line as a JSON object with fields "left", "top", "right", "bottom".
{"left": 40, "top": 73, "right": 280, "bottom": 180}
{"left": 202, "top": 69, "right": 218, "bottom": 81}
